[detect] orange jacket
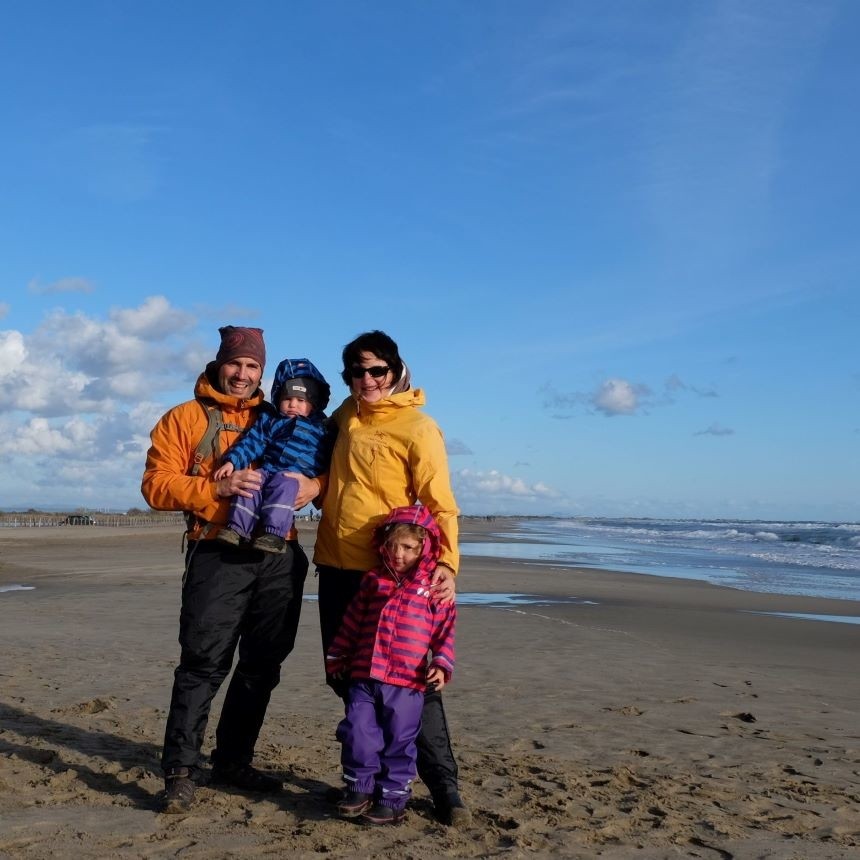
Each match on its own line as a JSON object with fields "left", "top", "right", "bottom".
{"left": 141, "top": 371, "right": 266, "bottom": 540}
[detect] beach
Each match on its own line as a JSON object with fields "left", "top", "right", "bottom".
{"left": 1, "top": 521, "right": 858, "bottom": 859}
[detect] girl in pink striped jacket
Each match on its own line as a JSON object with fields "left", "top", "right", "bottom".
{"left": 325, "top": 504, "right": 456, "bottom": 825}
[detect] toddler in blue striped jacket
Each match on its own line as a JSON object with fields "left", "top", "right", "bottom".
{"left": 213, "top": 357, "right": 331, "bottom": 553}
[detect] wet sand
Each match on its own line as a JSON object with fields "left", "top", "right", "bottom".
{"left": 0, "top": 521, "right": 858, "bottom": 858}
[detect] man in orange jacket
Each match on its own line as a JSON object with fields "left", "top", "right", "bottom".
{"left": 142, "top": 326, "right": 317, "bottom": 813}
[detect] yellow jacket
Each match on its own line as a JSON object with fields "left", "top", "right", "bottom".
{"left": 313, "top": 388, "right": 460, "bottom": 573}
{"left": 141, "top": 371, "right": 266, "bottom": 540}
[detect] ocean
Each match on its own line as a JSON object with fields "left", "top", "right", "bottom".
{"left": 460, "top": 517, "right": 860, "bottom": 603}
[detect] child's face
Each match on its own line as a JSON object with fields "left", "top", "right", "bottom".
{"left": 385, "top": 535, "right": 422, "bottom": 574}
{"left": 280, "top": 396, "right": 313, "bottom": 418}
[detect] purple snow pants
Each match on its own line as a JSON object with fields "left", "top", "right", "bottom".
{"left": 336, "top": 680, "right": 424, "bottom": 810}
{"left": 227, "top": 473, "right": 299, "bottom": 539}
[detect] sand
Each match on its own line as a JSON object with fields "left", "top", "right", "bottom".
{"left": 0, "top": 520, "right": 858, "bottom": 859}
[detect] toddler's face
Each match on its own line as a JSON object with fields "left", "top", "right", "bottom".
{"left": 384, "top": 536, "right": 422, "bottom": 574}
{"left": 280, "top": 396, "right": 313, "bottom": 418}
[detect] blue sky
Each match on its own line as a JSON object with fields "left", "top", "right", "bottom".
{"left": 1, "top": 1, "right": 858, "bottom": 521}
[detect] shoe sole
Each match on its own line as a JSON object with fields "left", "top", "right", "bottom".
{"left": 338, "top": 800, "right": 373, "bottom": 818}
{"left": 362, "top": 810, "right": 405, "bottom": 825}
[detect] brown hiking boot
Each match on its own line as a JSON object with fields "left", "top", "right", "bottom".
{"left": 157, "top": 768, "right": 196, "bottom": 813}
{"left": 252, "top": 533, "right": 286, "bottom": 554}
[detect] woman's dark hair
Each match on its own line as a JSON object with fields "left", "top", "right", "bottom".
{"left": 340, "top": 330, "right": 404, "bottom": 386}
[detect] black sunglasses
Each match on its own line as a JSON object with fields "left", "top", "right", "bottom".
{"left": 350, "top": 365, "right": 391, "bottom": 379}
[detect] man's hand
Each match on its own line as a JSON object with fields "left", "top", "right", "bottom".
{"left": 282, "top": 472, "right": 322, "bottom": 508}
{"left": 216, "top": 467, "right": 263, "bottom": 499}
{"left": 430, "top": 564, "right": 456, "bottom": 604}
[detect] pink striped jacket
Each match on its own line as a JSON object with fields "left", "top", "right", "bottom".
{"left": 325, "top": 505, "right": 456, "bottom": 691}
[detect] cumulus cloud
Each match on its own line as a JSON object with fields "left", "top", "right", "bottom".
{"left": 109, "top": 295, "right": 192, "bottom": 338}
{"left": 1, "top": 296, "right": 200, "bottom": 416}
{"left": 453, "top": 468, "right": 560, "bottom": 501}
{"left": 694, "top": 422, "right": 735, "bottom": 436}
{"left": 28, "top": 276, "right": 96, "bottom": 295}
{"left": 593, "top": 378, "right": 650, "bottom": 415}
{"left": 445, "top": 438, "right": 473, "bottom": 456}
{"left": 0, "top": 297, "right": 218, "bottom": 509}
{"left": 544, "top": 371, "right": 718, "bottom": 418}
{"left": 542, "top": 378, "right": 651, "bottom": 416}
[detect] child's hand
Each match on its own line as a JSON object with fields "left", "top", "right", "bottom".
{"left": 212, "top": 462, "right": 235, "bottom": 481}
{"left": 426, "top": 666, "right": 446, "bottom": 692}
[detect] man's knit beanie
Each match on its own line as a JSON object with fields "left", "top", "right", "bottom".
{"left": 214, "top": 326, "right": 266, "bottom": 371}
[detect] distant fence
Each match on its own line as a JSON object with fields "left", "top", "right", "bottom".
{"left": 0, "top": 513, "right": 186, "bottom": 529}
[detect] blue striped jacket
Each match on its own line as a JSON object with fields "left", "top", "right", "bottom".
{"left": 224, "top": 358, "right": 331, "bottom": 477}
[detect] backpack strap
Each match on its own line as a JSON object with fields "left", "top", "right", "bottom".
{"left": 184, "top": 401, "right": 245, "bottom": 541}
{"left": 190, "top": 401, "right": 244, "bottom": 475}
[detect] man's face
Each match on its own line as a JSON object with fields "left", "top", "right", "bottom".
{"left": 218, "top": 357, "right": 263, "bottom": 399}
{"left": 280, "top": 396, "right": 313, "bottom": 419}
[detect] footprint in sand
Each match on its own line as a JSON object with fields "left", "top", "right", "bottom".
{"left": 51, "top": 698, "right": 114, "bottom": 715}
{"left": 602, "top": 705, "right": 644, "bottom": 716}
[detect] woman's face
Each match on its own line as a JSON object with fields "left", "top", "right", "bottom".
{"left": 350, "top": 350, "right": 394, "bottom": 403}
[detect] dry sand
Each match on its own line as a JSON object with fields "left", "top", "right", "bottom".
{"left": 0, "top": 520, "right": 858, "bottom": 859}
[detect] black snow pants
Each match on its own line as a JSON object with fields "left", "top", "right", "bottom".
{"left": 161, "top": 539, "right": 307, "bottom": 775}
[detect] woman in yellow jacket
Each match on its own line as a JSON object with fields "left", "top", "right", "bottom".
{"left": 302, "top": 330, "right": 469, "bottom": 827}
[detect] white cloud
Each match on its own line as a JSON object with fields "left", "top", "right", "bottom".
{"left": 109, "top": 295, "right": 193, "bottom": 339}
{"left": 0, "top": 297, "right": 215, "bottom": 510}
{"left": 454, "top": 468, "right": 560, "bottom": 500}
{"left": 544, "top": 372, "right": 715, "bottom": 418}
{"left": 592, "top": 378, "right": 650, "bottom": 416}
{"left": 0, "top": 296, "right": 201, "bottom": 417}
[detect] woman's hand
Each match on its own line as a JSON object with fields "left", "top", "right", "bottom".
{"left": 282, "top": 472, "right": 322, "bottom": 508}
{"left": 431, "top": 564, "right": 456, "bottom": 604}
{"left": 216, "top": 467, "right": 263, "bottom": 499}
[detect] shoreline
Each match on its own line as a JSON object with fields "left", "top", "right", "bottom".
{"left": 1, "top": 523, "right": 858, "bottom": 857}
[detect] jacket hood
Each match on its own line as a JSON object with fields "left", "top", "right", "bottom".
{"left": 372, "top": 504, "right": 441, "bottom": 570}
{"left": 346, "top": 386, "right": 427, "bottom": 419}
{"left": 270, "top": 358, "right": 331, "bottom": 412}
